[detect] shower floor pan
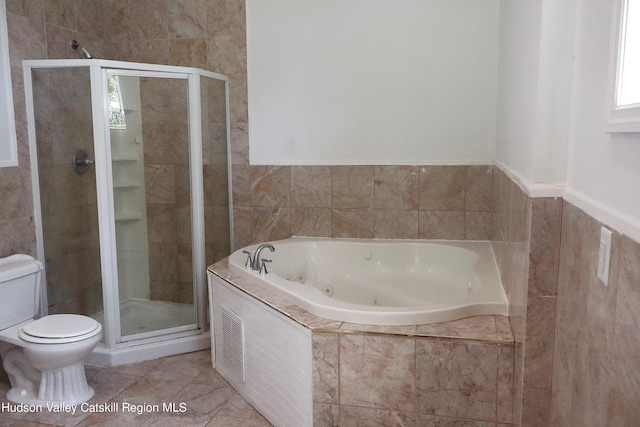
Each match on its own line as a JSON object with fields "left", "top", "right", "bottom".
{"left": 120, "top": 298, "right": 194, "bottom": 336}
{"left": 87, "top": 298, "right": 210, "bottom": 366}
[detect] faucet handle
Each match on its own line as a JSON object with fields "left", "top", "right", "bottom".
{"left": 259, "top": 259, "right": 272, "bottom": 275}
{"left": 242, "top": 250, "right": 252, "bottom": 268}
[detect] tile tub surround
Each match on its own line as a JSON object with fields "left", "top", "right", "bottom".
{"left": 232, "top": 164, "right": 494, "bottom": 248}
{"left": 313, "top": 332, "right": 516, "bottom": 426}
{"left": 490, "top": 168, "right": 532, "bottom": 424}
{"left": 208, "top": 260, "right": 516, "bottom": 426}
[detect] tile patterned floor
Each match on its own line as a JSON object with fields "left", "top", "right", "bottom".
{"left": 0, "top": 350, "right": 272, "bottom": 427}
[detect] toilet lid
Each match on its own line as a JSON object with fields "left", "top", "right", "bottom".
{"left": 21, "top": 314, "right": 100, "bottom": 339}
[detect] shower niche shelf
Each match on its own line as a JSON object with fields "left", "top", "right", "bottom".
{"left": 113, "top": 180, "right": 140, "bottom": 189}
{"left": 115, "top": 212, "right": 143, "bottom": 222}
{"left": 112, "top": 154, "right": 138, "bottom": 162}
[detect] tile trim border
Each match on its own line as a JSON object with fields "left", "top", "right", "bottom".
{"left": 563, "top": 187, "right": 640, "bottom": 244}
{"left": 494, "top": 160, "right": 566, "bottom": 198}
{"left": 495, "top": 160, "right": 640, "bottom": 244}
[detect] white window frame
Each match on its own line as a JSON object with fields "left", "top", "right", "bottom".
{"left": 607, "top": 0, "right": 640, "bottom": 132}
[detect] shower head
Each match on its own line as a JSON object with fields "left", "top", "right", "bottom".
{"left": 71, "top": 40, "right": 93, "bottom": 59}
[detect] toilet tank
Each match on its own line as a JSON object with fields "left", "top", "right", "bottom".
{"left": 0, "top": 254, "right": 42, "bottom": 330}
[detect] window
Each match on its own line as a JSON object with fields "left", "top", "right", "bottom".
{"left": 107, "top": 75, "right": 126, "bottom": 130}
{"left": 608, "top": 0, "right": 640, "bottom": 132}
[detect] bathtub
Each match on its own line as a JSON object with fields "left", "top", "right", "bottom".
{"left": 228, "top": 237, "right": 507, "bottom": 325}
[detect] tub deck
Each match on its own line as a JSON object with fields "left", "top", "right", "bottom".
{"left": 209, "top": 258, "right": 518, "bottom": 426}
{"left": 208, "top": 258, "right": 513, "bottom": 344}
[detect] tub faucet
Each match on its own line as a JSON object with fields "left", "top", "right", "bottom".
{"left": 251, "top": 243, "right": 275, "bottom": 271}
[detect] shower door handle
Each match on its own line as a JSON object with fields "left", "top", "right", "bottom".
{"left": 72, "top": 149, "right": 95, "bottom": 175}
{"left": 77, "top": 158, "right": 95, "bottom": 166}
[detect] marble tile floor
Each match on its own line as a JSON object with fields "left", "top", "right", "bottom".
{"left": 0, "top": 350, "right": 272, "bottom": 427}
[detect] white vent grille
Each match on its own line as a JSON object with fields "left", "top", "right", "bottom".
{"left": 221, "top": 304, "right": 245, "bottom": 382}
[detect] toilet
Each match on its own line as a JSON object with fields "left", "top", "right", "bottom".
{"left": 0, "top": 254, "right": 102, "bottom": 405}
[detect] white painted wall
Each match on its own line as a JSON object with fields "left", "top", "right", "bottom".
{"left": 531, "top": 0, "right": 575, "bottom": 184}
{"left": 497, "top": 0, "right": 640, "bottom": 235}
{"left": 496, "top": 0, "right": 575, "bottom": 189}
{"left": 495, "top": 0, "right": 542, "bottom": 183}
{"left": 247, "top": 0, "right": 500, "bottom": 165}
{"left": 564, "top": 0, "right": 640, "bottom": 233}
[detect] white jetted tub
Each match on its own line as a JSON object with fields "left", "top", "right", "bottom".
{"left": 228, "top": 237, "right": 508, "bottom": 325}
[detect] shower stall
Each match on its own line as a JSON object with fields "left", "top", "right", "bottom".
{"left": 23, "top": 59, "right": 232, "bottom": 365}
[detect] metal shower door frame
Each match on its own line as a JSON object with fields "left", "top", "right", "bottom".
{"left": 24, "top": 59, "right": 232, "bottom": 351}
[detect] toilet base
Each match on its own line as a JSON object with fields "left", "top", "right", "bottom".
{"left": 5, "top": 359, "right": 95, "bottom": 406}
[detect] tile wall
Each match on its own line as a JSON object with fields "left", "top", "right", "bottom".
{"left": 312, "top": 330, "right": 516, "bottom": 426}
{"left": 551, "top": 202, "right": 640, "bottom": 425}
{"left": 492, "top": 167, "right": 640, "bottom": 425}
{"left": 522, "top": 198, "right": 562, "bottom": 425}
{"left": 490, "top": 168, "right": 531, "bottom": 424}
{"left": 140, "top": 77, "right": 193, "bottom": 304}
{"left": 490, "top": 167, "right": 564, "bottom": 426}
{"left": 232, "top": 164, "right": 494, "bottom": 247}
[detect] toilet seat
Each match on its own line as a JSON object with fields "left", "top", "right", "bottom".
{"left": 19, "top": 314, "right": 101, "bottom": 344}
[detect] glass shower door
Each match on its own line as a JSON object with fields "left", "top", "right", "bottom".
{"left": 201, "top": 75, "right": 231, "bottom": 267}
{"left": 107, "top": 71, "right": 196, "bottom": 341}
{"left": 30, "top": 66, "right": 104, "bottom": 319}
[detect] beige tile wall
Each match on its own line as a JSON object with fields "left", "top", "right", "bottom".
{"left": 491, "top": 167, "right": 566, "bottom": 426}
{"left": 312, "top": 331, "right": 515, "bottom": 426}
{"left": 490, "top": 167, "right": 532, "bottom": 424}
{"left": 233, "top": 164, "right": 494, "bottom": 247}
{"left": 522, "top": 198, "right": 562, "bottom": 426}
{"left": 140, "top": 77, "right": 193, "bottom": 303}
{"left": 551, "top": 202, "right": 640, "bottom": 425}
{"left": 492, "top": 167, "right": 640, "bottom": 425}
